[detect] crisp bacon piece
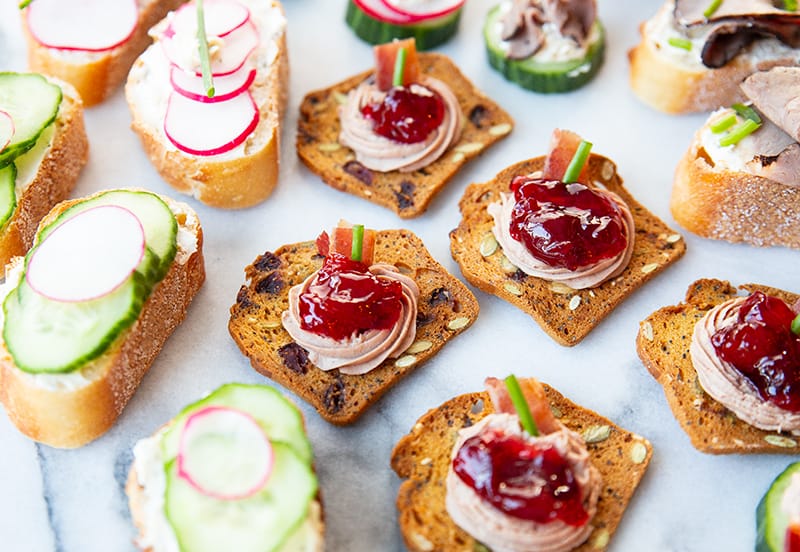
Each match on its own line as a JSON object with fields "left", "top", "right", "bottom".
{"left": 315, "top": 231, "right": 330, "bottom": 257}
{"left": 542, "top": 128, "right": 591, "bottom": 183}
{"left": 485, "top": 376, "right": 560, "bottom": 435}
{"left": 374, "top": 38, "right": 420, "bottom": 92}
{"left": 330, "top": 225, "right": 376, "bottom": 265}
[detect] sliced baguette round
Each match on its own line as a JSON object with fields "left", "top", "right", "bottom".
{"left": 126, "top": 1, "right": 288, "bottom": 209}
{"left": 21, "top": 0, "right": 186, "bottom": 107}
{"left": 0, "top": 190, "right": 205, "bottom": 448}
{"left": 0, "top": 76, "right": 88, "bottom": 270}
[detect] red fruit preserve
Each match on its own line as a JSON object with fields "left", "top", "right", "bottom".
{"left": 452, "top": 428, "right": 588, "bottom": 526}
{"left": 298, "top": 253, "right": 403, "bottom": 341}
{"left": 508, "top": 177, "right": 628, "bottom": 271}
{"left": 711, "top": 292, "right": 800, "bottom": 412}
{"left": 787, "top": 524, "right": 800, "bottom": 552}
{"left": 361, "top": 85, "right": 445, "bottom": 144}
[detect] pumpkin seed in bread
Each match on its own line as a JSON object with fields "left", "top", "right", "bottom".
{"left": 391, "top": 383, "right": 653, "bottom": 552}
{"left": 450, "top": 153, "right": 686, "bottom": 346}
{"left": 636, "top": 278, "right": 800, "bottom": 455}
{"left": 296, "top": 52, "right": 513, "bottom": 218}
{"left": 229, "top": 228, "right": 479, "bottom": 424}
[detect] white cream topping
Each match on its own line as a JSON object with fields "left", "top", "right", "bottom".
{"left": 700, "top": 109, "right": 750, "bottom": 172}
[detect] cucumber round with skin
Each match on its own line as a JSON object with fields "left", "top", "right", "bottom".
{"left": 483, "top": 5, "right": 605, "bottom": 93}
{"left": 345, "top": 0, "right": 462, "bottom": 50}
{"left": 0, "top": 73, "right": 61, "bottom": 167}
{"left": 757, "top": 462, "right": 800, "bottom": 552}
{"left": 0, "top": 163, "right": 17, "bottom": 229}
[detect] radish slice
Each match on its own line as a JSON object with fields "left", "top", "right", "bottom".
{"left": 161, "top": 11, "right": 259, "bottom": 76}
{"left": 353, "top": 0, "right": 415, "bottom": 24}
{"left": 170, "top": 0, "right": 251, "bottom": 38}
{"left": 0, "top": 111, "right": 14, "bottom": 154}
{"left": 26, "top": 0, "right": 138, "bottom": 52}
{"left": 177, "top": 406, "right": 274, "bottom": 501}
{"left": 26, "top": 206, "right": 145, "bottom": 303}
{"left": 380, "top": 0, "right": 464, "bottom": 21}
{"left": 164, "top": 90, "right": 258, "bottom": 156}
{"left": 170, "top": 64, "right": 256, "bottom": 103}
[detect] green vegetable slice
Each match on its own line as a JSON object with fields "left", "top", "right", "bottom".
{"left": 345, "top": 0, "right": 461, "bottom": 50}
{"left": 0, "top": 73, "right": 61, "bottom": 167}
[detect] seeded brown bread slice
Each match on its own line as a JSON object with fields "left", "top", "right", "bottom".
{"left": 450, "top": 154, "right": 687, "bottom": 347}
{"left": 636, "top": 278, "right": 800, "bottom": 454}
{"left": 228, "top": 229, "right": 479, "bottom": 424}
{"left": 296, "top": 53, "right": 513, "bottom": 218}
{"left": 391, "top": 384, "right": 653, "bottom": 552}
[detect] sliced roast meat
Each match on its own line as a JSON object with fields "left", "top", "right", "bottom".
{"left": 741, "top": 67, "right": 800, "bottom": 141}
{"left": 747, "top": 141, "right": 800, "bottom": 187}
{"left": 542, "top": 0, "right": 596, "bottom": 43}
{"left": 675, "top": 0, "right": 788, "bottom": 25}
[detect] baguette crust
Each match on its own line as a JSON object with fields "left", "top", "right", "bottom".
{"left": 126, "top": 2, "right": 288, "bottom": 209}
{"left": 0, "top": 78, "right": 88, "bottom": 270}
{"left": 0, "top": 191, "right": 205, "bottom": 448}
{"left": 671, "top": 131, "right": 800, "bottom": 248}
{"left": 22, "top": 0, "right": 186, "bottom": 107}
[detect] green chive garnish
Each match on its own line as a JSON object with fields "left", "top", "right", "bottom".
{"left": 792, "top": 314, "right": 800, "bottom": 335}
{"left": 393, "top": 47, "right": 407, "bottom": 88}
{"left": 784, "top": 0, "right": 798, "bottom": 11}
{"left": 703, "top": 0, "right": 723, "bottom": 18}
{"left": 196, "top": 0, "right": 215, "bottom": 98}
{"left": 710, "top": 112, "right": 737, "bottom": 134}
{"left": 504, "top": 375, "right": 539, "bottom": 437}
{"left": 731, "top": 103, "right": 762, "bottom": 124}
{"left": 351, "top": 224, "right": 364, "bottom": 262}
{"left": 668, "top": 37, "right": 692, "bottom": 51}
{"left": 562, "top": 140, "right": 593, "bottom": 184}
{"left": 18, "top": 0, "right": 32, "bottom": 8}
{"left": 719, "top": 119, "right": 760, "bottom": 147}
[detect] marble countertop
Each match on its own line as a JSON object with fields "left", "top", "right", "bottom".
{"left": 1, "top": 1, "right": 798, "bottom": 551}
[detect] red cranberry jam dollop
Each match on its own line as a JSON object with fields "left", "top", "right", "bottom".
{"left": 711, "top": 291, "right": 800, "bottom": 412}
{"left": 786, "top": 525, "right": 800, "bottom": 552}
{"left": 298, "top": 252, "right": 403, "bottom": 341}
{"left": 452, "top": 428, "right": 589, "bottom": 526}
{"left": 361, "top": 84, "right": 445, "bottom": 144}
{"left": 508, "top": 177, "right": 628, "bottom": 271}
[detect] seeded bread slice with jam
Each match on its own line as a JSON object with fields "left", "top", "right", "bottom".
{"left": 636, "top": 278, "right": 800, "bottom": 454}
{"left": 391, "top": 384, "right": 653, "bottom": 552}
{"left": 450, "top": 154, "right": 687, "bottom": 346}
{"left": 228, "top": 229, "right": 479, "bottom": 425}
{"left": 296, "top": 53, "right": 513, "bottom": 219}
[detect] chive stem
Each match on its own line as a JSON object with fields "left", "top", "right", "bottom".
{"left": 667, "top": 37, "right": 692, "bottom": 51}
{"left": 18, "top": 0, "right": 32, "bottom": 8}
{"left": 731, "top": 103, "right": 761, "bottom": 124}
{"left": 351, "top": 224, "right": 364, "bottom": 262}
{"left": 784, "top": 0, "right": 797, "bottom": 11}
{"left": 792, "top": 314, "right": 800, "bottom": 336}
{"left": 504, "top": 375, "right": 539, "bottom": 437}
{"left": 703, "top": 0, "right": 722, "bottom": 18}
{"left": 719, "top": 119, "right": 760, "bottom": 147}
{"left": 710, "top": 112, "right": 737, "bottom": 134}
{"left": 196, "top": 0, "right": 215, "bottom": 98}
{"left": 562, "top": 140, "right": 592, "bottom": 184}
{"left": 393, "top": 47, "right": 407, "bottom": 88}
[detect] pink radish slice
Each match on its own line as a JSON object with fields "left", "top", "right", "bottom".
{"left": 170, "top": 64, "right": 256, "bottom": 103}
{"left": 170, "top": 0, "right": 251, "bottom": 39}
{"left": 0, "top": 111, "right": 14, "bottom": 154}
{"left": 164, "top": 90, "right": 258, "bottom": 156}
{"left": 26, "top": 206, "right": 145, "bottom": 303}
{"left": 380, "top": 0, "right": 464, "bottom": 21}
{"left": 353, "top": 0, "right": 415, "bottom": 24}
{"left": 26, "top": 0, "right": 138, "bottom": 52}
{"left": 177, "top": 406, "right": 274, "bottom": 501}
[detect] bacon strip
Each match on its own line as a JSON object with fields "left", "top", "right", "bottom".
{"left": 542, "top": 128, "right": 591, "bottom": 183}
{"left": 485, "top": 376, "right": 560, "bottom": 435}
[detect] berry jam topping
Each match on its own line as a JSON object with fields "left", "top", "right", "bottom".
{"left": 786, "top": 524, "right": 800, "bottom": 552}
{"left": 361, "top": 84, "right": 445, "bottom": 144}
{"left": 508, "top": 177, "right": 628, "bottom": 271}
{"left": 711, "top": 291, "right": 800, "bottom": 412}
{"left": 298, "top": 252, "right": 403, "bottom": 341}
{"left": 452, "top": 428, "right": 588, "bottom": 526}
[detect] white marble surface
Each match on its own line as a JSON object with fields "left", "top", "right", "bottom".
{"left": 1, "top": 1, "right": 799, "bottom": 551}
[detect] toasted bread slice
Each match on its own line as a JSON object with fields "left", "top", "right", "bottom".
{"left": 391, "top": 384, "right": 653, "bottom": 552}
{"left": 450, "top": 154, "right": 686, "bottom": 346}
{"left": 126, "top": 0, "right": 288, "bottom": 209}
{"left": 0, "top": 76, "right": 88, "bottom": 269}
{"left": 229, "top": 229, "right": 479, "bottom": 424}
{"left": 21, "top": 0, "right": 186, "bottom": 107}
{"left": 636, "top": 278, "right": 800, "bottom": 454}
{"left": 0, "top": 190, "right": 205, "bottom": 448}
{"left": 297, "top": 53, "right": 513, "bottom": 218}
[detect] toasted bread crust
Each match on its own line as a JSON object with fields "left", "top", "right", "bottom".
{"left": 0, "top": 78, "right": 88, "bottom": 270}
{"left": 296, "top": 53, "right": 513, "bottom": 218}
{"left": 636, "top": 278, "right": 800, "bottom": 454}
{"left": 0, "top": 192, "right": 205, "bottom": 448}
{"left": 126, "top": 2, "right": 288, "bottom": 209}
{"left": 450, "top": 154, "right": 686, "bottom": 346}
{"left": 628, "top": 22, "right": 799, "bottom": 114}
{"left": 391, "top": 385, "right": 653, "bottom": 552}
{"left": 671, "top": 136, "right": 800, "bottom": 248}
{"left": 22, "top": 0, "right": 186, "bottom": 107}
{"left": 228, "top": 229, "right": 479, "bottom": 425}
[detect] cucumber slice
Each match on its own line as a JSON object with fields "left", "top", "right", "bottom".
{"left": 165, "top": 443, "right": 317, "bottom": 552}
{"left": 0, "top": 73, "right": 61, "bottom": 167}
{"left": 0, "top": 164, "right": 17, "bottom": 229}
{"left": 483, "top": 6, "right": 605, "bottom": 93}
{"left": 3, "top": 274, "right": 146, "bottom": 374}
{"left": 757, "top": 462, "right": 800, "bottom": 552}
{"left": 345, "top": 0, "right": 462, "bottom": 50}
{"left": 161, "top": 384, "right": 313, "bottom": 464}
